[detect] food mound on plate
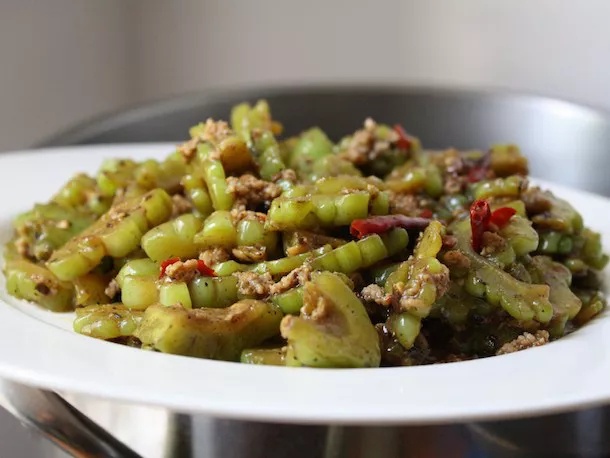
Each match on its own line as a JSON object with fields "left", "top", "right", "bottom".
{"left": 3, "top": 101, "right": 607, "bottom": 367}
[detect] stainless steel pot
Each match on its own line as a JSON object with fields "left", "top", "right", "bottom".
{"left": 5, "top": 86, "right": 610, "bottom": 458}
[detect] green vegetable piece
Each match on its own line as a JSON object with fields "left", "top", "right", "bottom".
{"left": 271, "top": 287, "right": 304, "bottom": 314}
{"left": 194, "top": 210, "right": 237, "bottom": 248}
{"left": 253, "top": 130, "right": 286, "bottom": 181}
{"left": 159, "top": 281, "right": 192, "bottom": 309}
{"left": 309, "top": 155, "right": 362, "bottom": 182}
{"left": 4, "top": 260, "right": 74, "bottom": 312}
{"left": 74, "top": 304, "right": 141, "bottom": 340}
{"left": 527, "top": 256, "right": 582, "bottom": 336}
{"left": 142, "top": 214, "right": 203, "bottom": 262}
{"left": 197, "top": 143, "right": 234, "bottom": 211}
{"left": 289, "top": 128, "right": 333, "bottom": 177}
{"left": 121, "top": 275, "right": 159, "bottom": 310}
{"left": 252, "top": 245, "right": 331, "bottom": 276}
{"left": 189, "top": 276, "right": 239, "bottom": 308}
{"left": 499, "top": 215, "right": 539, "bottom": 256}
{"left": 136, "top": 300, "right": 282, "bottom": 361}
{"left": 471, "top": 176, "right": 525, "bottom": 200}
{"left": 281, "top": 272, "right": 380, "bottom": 368}
{"left": 73, "top": 273, "right": 112, "bottom": 306}
{"left": 386, "top": 312, "right": 421, "bottom": 350}
{"left": 528, "top": 190, "right": 584, "bottom": 234}
{"left": 489, "top": 144, "right": 529, "bottom": 177}
{"left": 452, "top": 219, "right": 553, "bottom": 323}
{"left": 116, "top": 258, "right": 159, "bottom": 287}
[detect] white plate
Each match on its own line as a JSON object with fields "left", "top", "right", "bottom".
{"left": 0, "top": 144, "right": 609, "bottom": 425}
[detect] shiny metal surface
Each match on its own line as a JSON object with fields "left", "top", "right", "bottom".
{"left": 3, "top": 86, "right": 610, "bottom": 457}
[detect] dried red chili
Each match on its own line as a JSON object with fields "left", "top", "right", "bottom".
{"left": 350, "top": 215, "right": 431, "bottom": 239}
{"left": 196, "top": 259, "right": 216, "bottom": 277}
{"left": 393, "top": 124, "right": 412, "bottom": 150}
{"left": 159, "top": 257, "right": 181, "bottom": 278}
{"left": 470, "top": 200, "right": 517, "bottom": 251}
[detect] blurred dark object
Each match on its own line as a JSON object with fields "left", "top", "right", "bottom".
{"left": 44, "top": 85, "right": 610, "bottom": 196}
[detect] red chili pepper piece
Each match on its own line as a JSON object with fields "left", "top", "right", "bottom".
{"left": 419, "top": 208, "right": 434, "bottom": 219}
{"left": 350, "top": 215, "right": 431, "bottom": 239}
{"left": 393, "top": 124, "right": 412, "bottom": 150}
{"left": 159, "top": 257, "right": 180, "bottom": 278}
{"left": 489, "top": 207, "right": 517, "bottom": 228}
{"left": 470, "top": 200, "right": 491, "bottom": 252}
{"left": 196, "top": 259, "right": 216, "bottom": 277}
{"left": 467, "top": 166, "right": 488, "bottom": 183}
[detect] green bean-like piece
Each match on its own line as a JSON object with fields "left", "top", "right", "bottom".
{"left": 313, "top": 176, "right": 375, "bottom": 194}
{"left": 580, "top": 229, "right": 609, "bottom": 270}
{"left": 181, "top": 173, "right": 214, "bottom": 216}
{"left": 265, "top": 197, "right": 318, "bottom": 231}
{"left": 230, "top": 100, "right": 282, "bottom": 147}
{"left": 380, "top": 228, "right": 410, "bottom": 256}
{"left": 282, "top": 230, "right": 346, "bottom": 256}
{"left": 194, "top": 211, "right": 237, "bottom": 248}
{"left": 289, "top": 128, "right": 333, "bottom": 177}
{"left": 271, "top": 287, "right": 304, "bottom": 314}
{"left": 471, "top": 175, "right": 525, "bottom": 200}
{"left": 370, "top": 191, "right": 390, "bottom": 215}
{"left": 136, "top": 300, "right": 283, "bottom": 360}
{"left": 47, "top": 189, "right": 173, "bottom": 280}
{"left": 573, "top": 289, "right": 606, "bottom": 326}
{"left": 537, "top": 231, "right": 564, "bottom": 254}
{"left": 121, "top": 275, "right": 159, "bottom": 310}
{"left": 214, "top": 260, "right": 248, "bottom": 276}
{"left": 142, "top": 214, "right": 204, "bottom": 262}
{"left": 253, "top": 130, "right": 286, "bottom": 181}
{"left": 4, "top": 260, "right": 74, "bottom": 312}
{"left": 414, "top": 220, "right": 444, "bottom": 259}
{"left": 116, "top": 258, "right": 158, "bottom": 287}
{"left": 235, "top": 218, "right": 278, "bottom": 255}
{"left": 240, "top": 347, "right": 286, "bottom": 366}
{"left": 73, "top": 273, "right": 111, "bottom": 306}
{"left": 74, "top": 304, "right": 142, "bottom": 340}
{"left": 197, "top": 144, "right": 234, "bottom": 211}
{"left": 311, "top": 192, "right": 370, "bottom": 226}
{"left": 281, "top": 272, "right": 380, "bottom": 368}
{"left": 499, "top": 215, "right": 539, "bottom": 256}
{"left": 159, "top": 282, "right": 192, "bottom": 309}
{"left": 527, "top": 256, "right": 582, "bottom": 336}
{"left": 489, "top": 144, "right": 529, "bottom": 177}
{"left": 309, "top": 155, "right": 362, "bottom": 182}
{"left": 452, "top": 219, "right": 553, "bottom": 323}
{"left": 251, "top": 245, "right": 331, "bottom": 276}
{"left": 386, "top": 312, "right": 422, "bottom": 350}
{"left": 424, "top": 165, "right": 443, "bottom": 198}
{"left": 53, "top": 173, "right": 102, "bottom": 211}
{"left": 370, "top": 262, "right": 401, "bottom": 286}
{"left": 385, "top": 167, "right": 427, "bottom": 193}
{"left": 189, "top": 276, "right": 239, "bottom": 308}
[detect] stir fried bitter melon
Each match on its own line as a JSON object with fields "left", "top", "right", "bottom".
{"left": 3, "top": 101, "right": 608, "bottom": 367}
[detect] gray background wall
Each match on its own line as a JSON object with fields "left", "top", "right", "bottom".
{"left": 0, "top": 0, "right": 609, "bottom": 456}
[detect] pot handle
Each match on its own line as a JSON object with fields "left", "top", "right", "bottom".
{"left": 0, "top": 378, "right": 141, "bottom": 458}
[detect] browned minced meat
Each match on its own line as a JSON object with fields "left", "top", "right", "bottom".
{"left": 104, "top": 279, "right": 120, "bottom": 299}
{"left": 480, "top": 231, "right": 507, "bottom": 255}
{"left": 496, "top": 330, "right": 550, "bottom": 355}
{"left": 441, "top": 234, "right": 458, "bottom": 250}
{"left": 232, "top": 245, "right": 267, "bottom": 263}
{"left": 361, "top": 284, "right": 392, "bottom": 307}
{"left": 442, "top": 250, "right": 470, "bottom": 270}
{"left": 164, "top": 259, "right": 201, "bottom": 283}
{"left": 280, "top": 280, "right": 331, "bottom": 337}
{"left": 226, "top": 174, "right": 281, "bottom": 208}
{"left": 178, "top": 119, "right": 232, "bottom": 162}
{"left": 171, "top": 194, "right": 193, "bottom": 217}
{"left": 443, "top": 175, "right": 464, "bottom": 195}
{"left": 272, "top": 168, "right": 297, "bottom": 183}
{"left": 389, "top": 192, "right": 419, "bottom": 216}
{"left": 521, "top": 187, "right": 552, "bottom": 215}
{"left": 391, "top": 259, "right": 450, "bottom": 313}
{"left": 339, "top": 118, "right": 400, "bottom": 165}
{"left": 199, "top": 247, "right": 231, "bottom": 266}
{"left": 230, "top": 208, "right": 267, "bottom": 225}
{"left": 234, "top": 271, "right": 274, "bottom": 297}
{"left": 268, "top": 264, "right": 312, "bottom": 295}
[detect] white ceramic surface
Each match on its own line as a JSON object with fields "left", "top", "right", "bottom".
{"left": 0, "top": 144, "right": 608, "bottom": 425}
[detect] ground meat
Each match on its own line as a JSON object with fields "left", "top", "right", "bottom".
{"left": 227, "top": 174, "right": 281, "bottom": 209}
{"left": 480, "top": 231, "right": 507, "bottom": 255}
{"left": 496, "top": 330, "right": 550, "bottom": 355}
{"left": 234, "top": 271, "right": 274, "bottom": 297}
{"left": 199, "top": 247, "right": 230, "bottom": 266}
{"left": 171, "top": 194, "right": 193, "bottom": 217}
{"left": 232, "top": 245, "right": 267, "bottom": 263}
{"left": 442, "top": 150, "right": 465, "bottom": 174}
{"left": 389, "top": 192, "right": 419, "bottom": 216}
{"left": 443, "top": 175, "right": 464, "bottom": 194}
{"left": 178, "top": 137, "right": 198, "bottom": 162}
{"left": 164, "top": 259, "right": 201, "bottom": 283}
{"left": 230, "top": 208, "right": 267, "bottom": 225}
{"left": 339, "top": 118, "right": 400, "bottom": 165}
{"left": 272, "top": 168, "right": 297, "bottom": 183}
{"left": 441, "top": 235, "right": 457, "bottom": 249}
{"left": 177, "top": 119, "right": 232, "bottom": 162}
{"left": 442, "top": 250, "right": 470, "bottom": 270}
{"left": 269, "top": 264, "right": 313, "bottom": 295}
{"left": 361, "top": 284, "right": 392, "bottom": 307}
{"left": 104, "top": 279, "right": 120, "bottom": 299}
{"left": 392, "top": 260, "right": 450, "bottom": 313}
